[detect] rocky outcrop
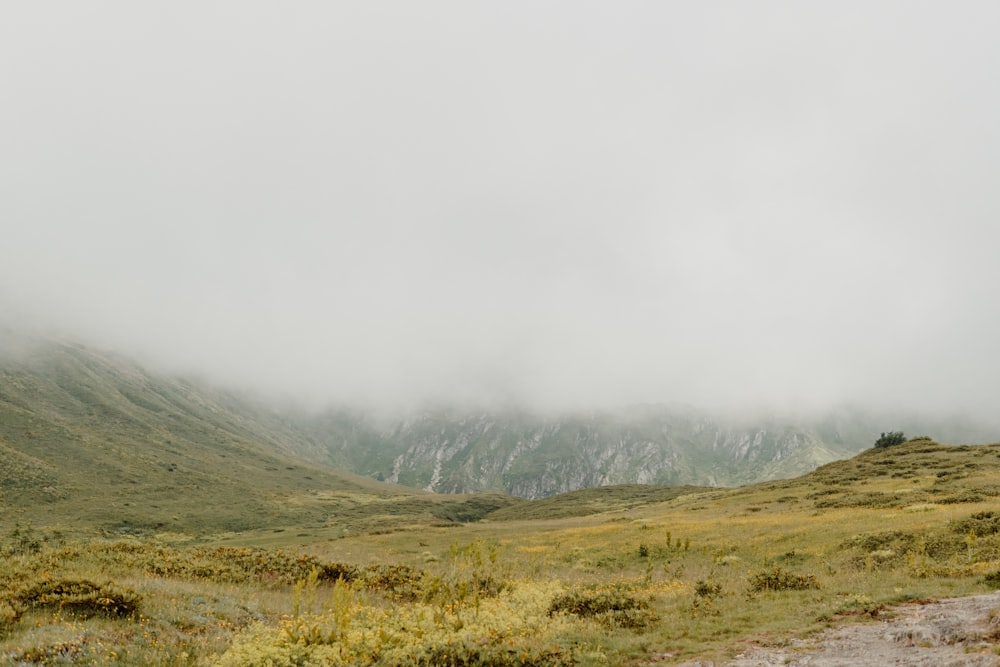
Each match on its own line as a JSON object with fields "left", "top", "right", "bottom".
{"left": 302, "top": 407, "right": 870, "bottom": 499}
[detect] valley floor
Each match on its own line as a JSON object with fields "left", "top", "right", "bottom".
{"left": 6, "top": 440, "right": 1000, "bottom": 665}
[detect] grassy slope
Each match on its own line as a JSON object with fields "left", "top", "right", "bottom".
{"left": 6, "top": 337, "right": 1000, "bottom": 663}
{"left": 0, "top": 339, "right": 521, "bottom": 536}
{"left": 295, "top": 439, "right": 1000, "bottom": 662}
{"left": 485, "top": 483, "right": 709, "bottom": 521}
{"left": 5, "top": 439, "right": 1000, "bottom": 665}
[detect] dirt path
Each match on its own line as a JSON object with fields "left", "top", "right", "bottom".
{"left": 677, "top": 592, "right": 1000, "bottom": 666}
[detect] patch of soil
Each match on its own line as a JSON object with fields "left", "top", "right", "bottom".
{"left": 678, "top": 592, "right": 1000, "bottom": 666}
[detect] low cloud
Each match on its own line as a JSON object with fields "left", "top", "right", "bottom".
{"left": 2, "top": 3, "right": 999, "bottom": 418}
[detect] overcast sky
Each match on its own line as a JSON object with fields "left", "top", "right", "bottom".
{"left": 2, "top": 2, "right": 999, "bottom": 415}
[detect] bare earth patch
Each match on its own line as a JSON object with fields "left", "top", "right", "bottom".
{"left": 680, "top": 592, "right": 1000, "bottom": 667}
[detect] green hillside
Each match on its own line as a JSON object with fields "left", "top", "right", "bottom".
{"left": 0, "top": 338, "right": 520, "bottom": 536}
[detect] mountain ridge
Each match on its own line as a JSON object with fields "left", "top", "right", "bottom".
{"left": 0, "top": 336, "right": 421, "bottom": 534}
{"left": 2, "top": 334, "right": 998, "bottom": 519}
{"left": 297, "top": 403, "right": 999, "bottom": 498}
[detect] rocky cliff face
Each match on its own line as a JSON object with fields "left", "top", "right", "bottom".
{"left": 302, "top": 406, "right": 869, "bottom": 499}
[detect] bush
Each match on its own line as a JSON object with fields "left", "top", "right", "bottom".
{"left": 694, "top": 580, "right": 722, "bottom": 598}
{"left": 748, "top": 567, "right": 820, "bottom": 593}
{"left": 938, "top": 492, "right": 985, "bottom": 504}
{"left": 0, "top": 598, "right": 24, "bottom": 629}
{"left": 982, "top": 571, "right": 1000, "bottom": 589}
{"left": 102, "top": 542, "right": 362, "bottom": 587}
{"left": 12, "top": 578, "right": 140, "bottom": 619}
{"left": 874, "top": 431, "right": 907, "bottom": 448}
{"left": 217, "top": 582, "right": 578, "bottom": 667}
{"left": 814, "top": 492, "right": 911, "bottom": 509}
{"left": 547, "top": 584, "right": 655, "bottom": 629}
{"left": 951, "top": 511, "right": 1000, "bottom": 538}
{"left": 361, "top": 564, "right": 424, "bottom": 601}
{"left": 844, "top": 530, "right": 916, "bottom": 552}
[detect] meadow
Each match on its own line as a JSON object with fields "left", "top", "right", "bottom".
{"left": 4, "top": 439, "right": 1000, "bottom": 665}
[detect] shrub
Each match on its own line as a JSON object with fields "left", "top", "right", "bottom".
{"left": 319, "top": 561, "right": 359, "bottom": 583}
{"left": 952, "top": 512, "right": 1000, "bottom": 536}
{"left": 12, "top": 578, "right": 140, "bottom": 619}
{"left": 0, "top": 598, "right": 24, "bottom": 629}
{"left": 6, "top": 640, "right": 88, "bottom": 665}
{"left": 982, "top": 571, "right": 1000, "bottom": 589}
{"left": 101, "top": 542, "right": 362, "bottom": 587}
{"left": 829, "top": 594, "right": 886, "bottom": 619}
{"left": 361, "top": 564, "right": 424, "bottom": 601}
{"left": 815, "top": 492, "right": 911, "bottom": 509}
{"left": 547, "top": 584, "right": 655, "bottom": 629}
{"left": 844, "top": 530, "right": 915, "bottom": 552}
{"left": 4, "top": 523, "right": 43, "bottom": 555}
{"left": 938, "top": 492, "right": 985, "bottom": 504}
{"left": 693, "top": 580, "right": 722, "bottom": 598}
{"left": 748, "top": 567, "right": 820, "bottom": 593}
{"left": 874, "top": 431, "right": 907, "bottom": 448}
{"left": 217, "top": 582, "right": 578, "bottom": 667}
{"left": 690, "top": 579, "right": 723, "bottom": 618}
{"left": 421, "top": 540, "right": 509, "bottom": 612}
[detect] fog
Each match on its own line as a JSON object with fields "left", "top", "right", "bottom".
{"left": 2, "top": 3, "right": 999, "bottom": 416}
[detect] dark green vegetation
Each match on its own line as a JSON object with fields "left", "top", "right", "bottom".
{"left": 748, "top": 567, "right": 820, "bottom": 593}
{"left": 9, "top": 579, "right": 140, "bottom": 621}
{"left": 547, "top": 584, "right": 656, "bottom": 629}
{"left": 874, "top": 430, "right": 907, "bottom": 448}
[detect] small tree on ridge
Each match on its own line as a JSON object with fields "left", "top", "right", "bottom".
{"left": 874, "top": 431, "right": 907, "bottom": 448}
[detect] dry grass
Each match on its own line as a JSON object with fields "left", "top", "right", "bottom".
{"left": 4, "top": 440, "right": 1000, "bottom": 664}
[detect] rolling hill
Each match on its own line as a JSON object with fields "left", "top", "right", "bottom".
{"left": 0, "top": 335, "right": 517, "bottom": 536}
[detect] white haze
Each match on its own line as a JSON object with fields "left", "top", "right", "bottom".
{"left": 2, "top": 2, "right": 999, "bottom": 417}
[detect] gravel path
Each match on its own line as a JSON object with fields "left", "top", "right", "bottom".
{"left": 675, "top": 592, "right": 1000, "bottom": 666}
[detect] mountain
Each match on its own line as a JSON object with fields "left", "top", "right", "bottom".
{"left": 296, "top": 404, "right": 1000, "bottom": 499}
{"left": 0, "top": 335, "right": 517, "bottom": 535}
{"left": 3, "top": 333, "right": 997, "bottom": 522}
{"left": 299, "top": 407, "right": 840, "bottom": 497}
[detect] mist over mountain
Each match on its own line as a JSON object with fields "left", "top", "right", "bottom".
{"left": 4, "top": 7, "right": 1000, "bottom": 663}
{"left": 2, "top": 4, "right": 999, "bottom": 500}
{"left": 3, "top": 336, "right": 997, "bottom": 511}
{"left": 295, "top": 402, "right": 1000, "bottom": 499}
{"left": 3, "top": 4, "right": 1000, "bottom": 422}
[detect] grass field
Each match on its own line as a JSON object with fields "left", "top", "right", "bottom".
{"left": 4, "top": 439, "right": 1000, "bottom": 665}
